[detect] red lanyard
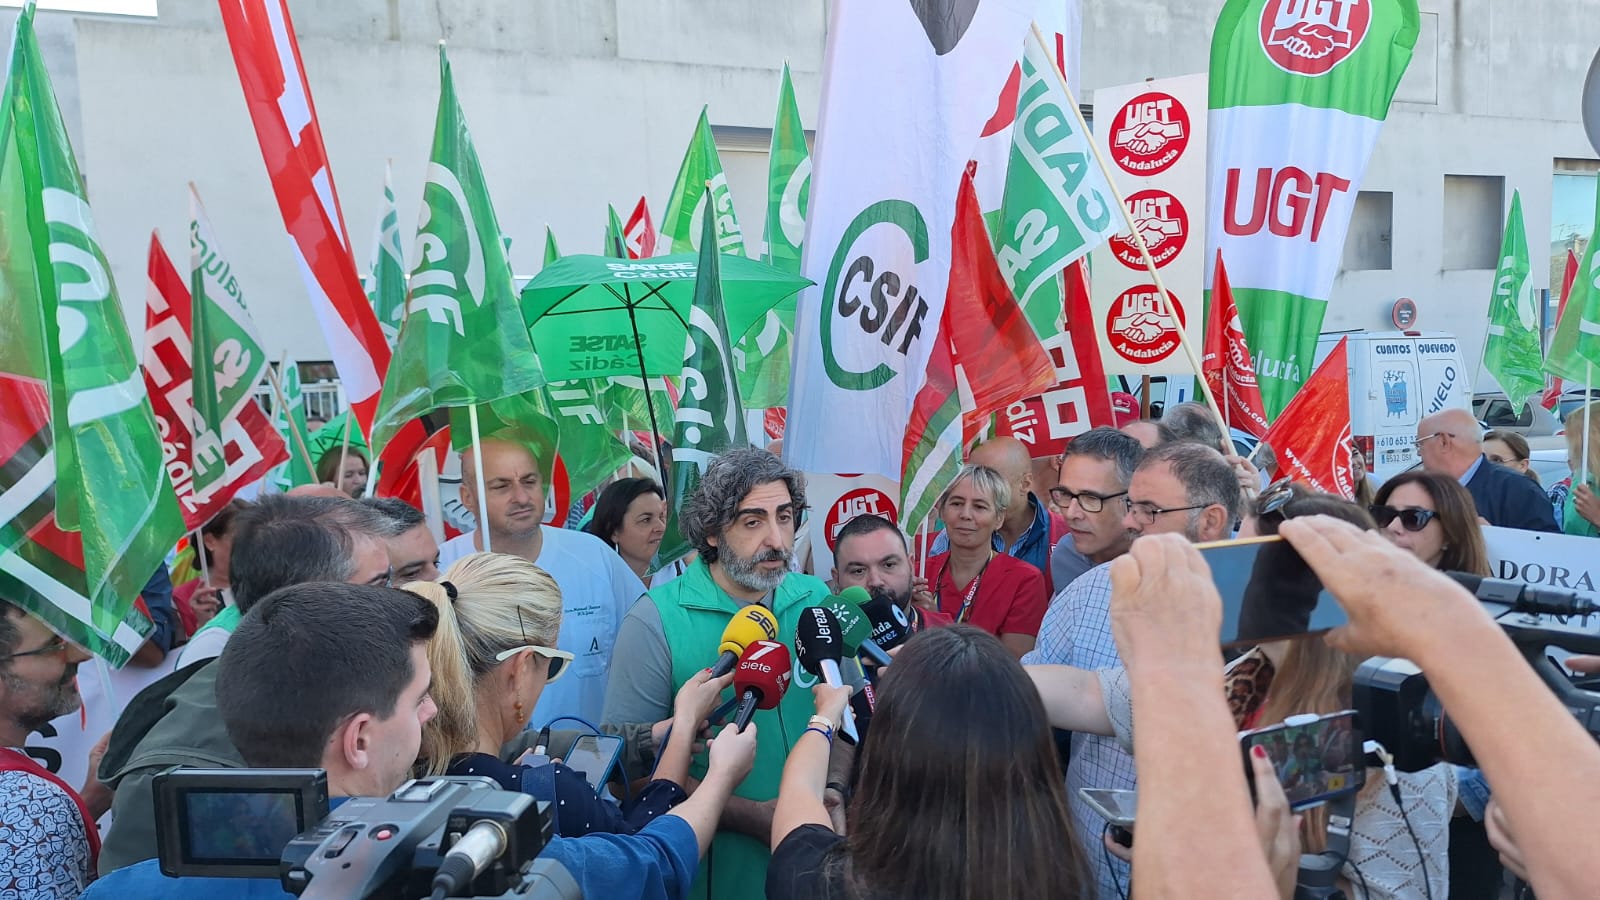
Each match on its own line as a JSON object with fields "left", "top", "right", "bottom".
{"left": 937, "top": 551, "right": 994, "bottom": 624}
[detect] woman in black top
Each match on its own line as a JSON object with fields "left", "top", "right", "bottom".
{"left": 766, "top": 625, "right": 1093, "bottom": 900}
{"left": 407, "top": 552, "right": 730, "bottom": 838}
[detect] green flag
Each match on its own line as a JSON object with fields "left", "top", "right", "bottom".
{"left": 659, "top": 107, "right": 745, "bottom": 255}
{"left": 452, "top": 384, "right": 633, "bottom": 498}
{"left": 1482, "top": 191, "right": 1543, "bottom": 403}
{"left": 994, "top": 32, "right": 1120, "bottom": 338}
{"left": 658, "top": 190, "right": 749, "bottom": 565}
{"left": 373, "top": 44, "right": 544, "bottom": 447}
{"left": 267, "top": 358, "right": 317, "bottom": 490}
{"left": 0, "top": 4, "right": 181, "bottom": 663}
{"left": 605, "top": 204, "right": 629, "bottom": 258}
{"left": 367, "top": 160, "right": 407, "bottom": 347}
{"left": 189, "top": 184, "right": 270, "bottom": 499}
{"left": 1548, "top": 185, "right": 1600, "bottom": 383}
{"left": 734, "top": 64, "right": 809, "bottom": 409}
{"left": 543, "top": 224, "right": 561, "bottom": 266}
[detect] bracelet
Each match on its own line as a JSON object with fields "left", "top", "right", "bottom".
{"left": 803, "top": 725, "right": 833, "bottom": 744}
{"left": 808, "top": 713, "right": 839, "bottom": 731}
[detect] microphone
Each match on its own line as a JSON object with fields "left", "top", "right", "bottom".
{"left": 829, "top": 602, "right": 892, "bottom": 667}
{"left": 732, "top": 640, "right": 792, "bottom": 732}
{"left": 710, "top": 605, "right": 780, "bottom": 677}
{"left": 845, "top": 586, "right": 912, "bottom": 652}
{"left": 794, "top": 607, "right": 860, "bottom": 743}
{"left": 1446, "top": 571, "right": 1598, "bottom": 617}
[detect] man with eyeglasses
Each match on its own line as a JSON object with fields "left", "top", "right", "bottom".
{"left": 1047, "top": 428, "right": 1145, "bottom": 593}
{"left": 0, "top": 602, "right": 98, "bottom": 897}
{"left": 97, "top": 494, "right": 394, "bottom": 875}
{"left": 1022, "top": 441, "right": 1241, "bottom": 897}
{"left": 1415, "top": 408, "right": 1557, "bottom": 533}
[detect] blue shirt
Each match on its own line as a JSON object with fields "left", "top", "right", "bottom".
{"left": 929, "top": 493, "right": 1056, "bottom": 578}
{"left": 83, "top": 808, "right": 701, "bottom": 900}
{"left": 1458, "top": 454, "right": 1484, "bottom": 487}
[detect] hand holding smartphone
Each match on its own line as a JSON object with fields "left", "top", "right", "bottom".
{"left": 1239, "top": 710, "right": 1364, "bottom": 810}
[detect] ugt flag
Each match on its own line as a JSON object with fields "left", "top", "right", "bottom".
{"left": 787, "top": 0, "right": 1035, "bottom": 479}
{"left": 1207, "top": 0, "right": 1418, "bottom": 416}
{"left": 1261, "top": 337, "right": 1354, "bottom": 499}
{"left": 1202, "top": 251, "right": 1270, "bottom": 438}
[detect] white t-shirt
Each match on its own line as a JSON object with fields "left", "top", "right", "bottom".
{"left": 437, "top": 527, "right": 646, "bottom": 729}
{"left": 171, "top": 626, "right": 230, "bottom": 669}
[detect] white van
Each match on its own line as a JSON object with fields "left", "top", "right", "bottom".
{"left": 1313, "top": 330, "right": 1472, "bottom": 483}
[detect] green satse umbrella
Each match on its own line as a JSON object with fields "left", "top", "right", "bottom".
{"left": 519, "top": 252, "right": 811, "bottom": 386}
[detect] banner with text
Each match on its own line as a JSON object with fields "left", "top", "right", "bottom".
{"left": 1090, "top": 73, "right": 1208, "bottom": 377}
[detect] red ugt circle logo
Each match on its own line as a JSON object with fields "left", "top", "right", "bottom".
{"left": 1110, "top": 92, "right": 1190, "bottom": 176}
{"left": 1259, "top": 0, "right": 1371, "bottom": 77}
{"left": 1109, "top": 189, "right": 1189, "bottom": 270}
{"left": 1106, "top": 286, "right": 1186, "bottom": 365}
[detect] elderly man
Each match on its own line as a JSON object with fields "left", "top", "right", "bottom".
{"left": 928, "top": 436, "right": 1068, "bottom": 591}
{"left": 1022, "top": 441, "right": 1241, "bottom": 897}
{"left": 1416, "top": 408, "right": 1557, "bottom": 532}
{"left": 603, "top": 448, "right": 851, "bottom": 900}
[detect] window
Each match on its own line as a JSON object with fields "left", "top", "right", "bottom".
{"left": 1441, "top": 174, "right": 1503, "bottom": 270}
{"left": 1341, "top": 190, "right": 1393, "bottom": 271}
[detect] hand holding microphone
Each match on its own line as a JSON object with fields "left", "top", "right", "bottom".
{"left": 710, "top": 605, "right": 780, "bottom": 677}
{"left": 732, "top": 640, "right": 793, "bottom": 732}
{"left": 795, "top": 607, "right": 860, "bottom": 743}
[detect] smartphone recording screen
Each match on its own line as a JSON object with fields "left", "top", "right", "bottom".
{"left": 1197, "top": 536, "right": 1347, "bottom": 647}
{"left": 1241, "top": 711, "right": 1364, "bottom": 810}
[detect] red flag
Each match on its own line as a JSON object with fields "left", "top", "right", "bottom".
{"left": 218, "top": 0, "right": 390, "bottom": 439}
{"left": 1202, "top": 252, "right": 1271, "bottom": 439}
{"left": 1260, "top": 338, "right": 1353, "bottom": 499}
{"left": 994, "top": 259, "right": 1117, "bottom": 456}
{"left": 142, "top": 233, "right": 287, "bottom": 531}
{"left": 624, "top": 197, "right": 658, "bottom": 259}
{"left": 374, "top": 425, "right": 462, "bottom": 541}
{"left": 1542, "top": 248, "right": 1581, "bottom": 411}
{"left": 948, "top": 163, "right": 1056, "bottom": 436}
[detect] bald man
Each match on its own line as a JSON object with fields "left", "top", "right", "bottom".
{"left": 928, "top": 436, "right": 1071, "bottom": 591}
{"left": 1120, "top": 419, "right": 1162, "bottom": 449}
{"left": 1416, "top": 408, "right": 1557, "bottom": 532}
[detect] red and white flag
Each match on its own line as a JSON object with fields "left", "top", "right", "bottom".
{"left": 1260, "top": 337, "right": 1353, "bottom": 499}
{"left": 143, "top": 233, "right": 287, "bottom": 531}
{"left": 624, "top": 196, "right": 658, "bottom": 259}
{"left": 1202, "top": 251, "right": 1270, "bottom": 439}
{"left": 1542, "top": 248, "right": 1580, "bottom": 411}
{"left": 218, "top": 0, "right": 390, "bottom": 439}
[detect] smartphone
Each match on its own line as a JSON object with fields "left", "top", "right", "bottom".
{"left": 1197, "top": 536, "right": 1346, "bottom": 647}
{"left": 1240, "top": 710, "right": 1365, "bottom": 811}
{"left": 562, "top": 733, "right": 625, "bottom": 795}
{"left": 1078, "top": 788, "right": 1136, "bottom": 848}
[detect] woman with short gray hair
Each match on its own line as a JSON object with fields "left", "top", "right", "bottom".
{"left": 924, "top": 465, "right": 1048, "bottom": 658}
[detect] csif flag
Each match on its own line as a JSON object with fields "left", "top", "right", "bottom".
{"left": 1201, "top": 251, "right": 1270, "bottom": 438}
{"left": 188, "top": 184, "right": 271, "bottom": 499}
{"left": 219, "top": 0, "right": 391, "bottom": 439}
{"left": 1482, "top": 190, "right": 1543, "bottom": 405}
{"left": 1541, "top": 249, "right": 1580, "bottom": 411}
{"left": 372, "top": 44, "right": 545, "bottom": 448}
{"left": 145, "top": 231, "right": 286, "bottom": 528}
{"left": 902, "top": 162, "right": 1055, "bottom": 530}
{"left": 1206, "top": 0, "right": 1418, "bottom": 416}
{"left": 366, "top": 161, "right": 408, "bottom": 347}
{"left": 624, "top": 196, "right": 658, "bottom": 258}
{"left": 788, "top": 0, "right": 1036, "bottom": 479}
{"left": 657, "top": 189, "right": 749, "bottom": 567}
{"left": 0, "top": 4, "right": 182, "bottom": 665}
{"left": 659, "top": 107, "right": 745, "bottom": 255}
{"left": 1260, "top": 337, "right": 1354, "bottom": 499}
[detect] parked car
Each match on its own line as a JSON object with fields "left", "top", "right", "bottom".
{"left": 1557, "top": 388, "right": 1600, "bottom": 423}
{"left": 1472, "top": 392, "right": 1565, "bottom": 454}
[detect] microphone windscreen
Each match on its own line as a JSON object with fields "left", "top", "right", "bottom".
{"left": 836, "top": 585, "right": 873, "bottom": 609}
{"left": 859, "top": 593, "right": 911, "bottom": 650}
{"left": 733, "top": 640, "right": 792, "bottom": 711}
{"left": 794, "top": 606, "right": 845, "bottom": 677}
{"left": 830, "top": 605, "right": 873, "bottom": 655}
{"left": 718, "top": 605, "right": 779, "bottom": 658}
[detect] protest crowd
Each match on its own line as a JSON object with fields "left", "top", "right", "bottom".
{"left": 6, "top": 0, "right": 1600, "bottom": 899}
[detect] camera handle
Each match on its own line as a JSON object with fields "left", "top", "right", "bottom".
{"left": 1294, "top": 790, "right": 1357, "bottom": 900}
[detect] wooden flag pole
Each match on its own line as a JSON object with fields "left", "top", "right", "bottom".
{"left": 1031, "top": 22, "right": 1231, "bottom": 454}
{"left": 266, "top": 363, "right": 317, "bottom": 477}
{"left": 468, "top": 404, "right": 493, "bottom": 553}
{"left": 335, "top": 409, "right": 354, "bottom": 494}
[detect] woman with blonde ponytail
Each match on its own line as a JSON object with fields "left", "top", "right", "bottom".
{"left": 408, "top": 552, "right": 733, "bottom": 839}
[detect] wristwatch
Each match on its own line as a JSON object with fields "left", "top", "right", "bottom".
{"left": 808, "top": 713, "right": 839, "bottom": 732}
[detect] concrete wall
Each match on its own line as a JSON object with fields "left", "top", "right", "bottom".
{"left": 22, "top": 0, "right": 1600, "bottom": 393}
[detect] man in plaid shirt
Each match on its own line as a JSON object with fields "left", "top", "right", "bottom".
{"left": 1022, "top": 442, "right": 1240, "bottom": 898}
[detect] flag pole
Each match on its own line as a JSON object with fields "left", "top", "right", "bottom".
{"left": 335, "top": 409, "right": 354, "bottom": 494}
{"left": 1584, "top": 363, "right": 1593, "bottom": 490}
{"left": 917, "top": 515, "right": 930, "bottom": 581}
{"left": 468, "top": 403, "right": 493, "bottom": 553}
{"left": 1031, "top": 22, "right": 1229, "bottom": 451}
{"left": 266, "top": 363, "right": 317, "bottom": 477}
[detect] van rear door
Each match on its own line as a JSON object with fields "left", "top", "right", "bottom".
{"left": 1367, "top": 338, "right": 1421, "bottom": 480}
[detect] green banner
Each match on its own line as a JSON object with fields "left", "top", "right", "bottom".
{"left": 373, "top": 44, "right": 544, "bottom": 447}
{"left": 1483, "top": 191, "right": 1543, "bottom": 403}
{"left": 367, "top": 161, "right": 408, "bottom": 347}
{"left": 659, "top": 107, "right": 745, "bottom": 256}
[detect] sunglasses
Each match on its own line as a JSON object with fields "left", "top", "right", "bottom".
{"left": 494, "top": 607, "right": 572, "bottom": 682}
{"left": 1368, "top": 505, "right": 1437, "bottom": 532}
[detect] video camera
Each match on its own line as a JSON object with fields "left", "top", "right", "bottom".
{"left": 152, "top": 769, "right": 581, "bottom": 899}
{"left": 1352, "top": 574, "right": 1600, "bottom": 772}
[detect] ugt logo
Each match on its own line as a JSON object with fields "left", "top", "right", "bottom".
{"left": 1110, "top": 92, "right": 1190, "bottom": 176}
{"left": 1259, "top": 0, "right": 1371, "bottom": 77}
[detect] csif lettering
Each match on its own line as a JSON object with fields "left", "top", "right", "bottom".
{"left": 821, "top": 200, "right": 932, "bottom": 391}
{"left": 1223, "top": 167, "right": 1351, "bottom": 241}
